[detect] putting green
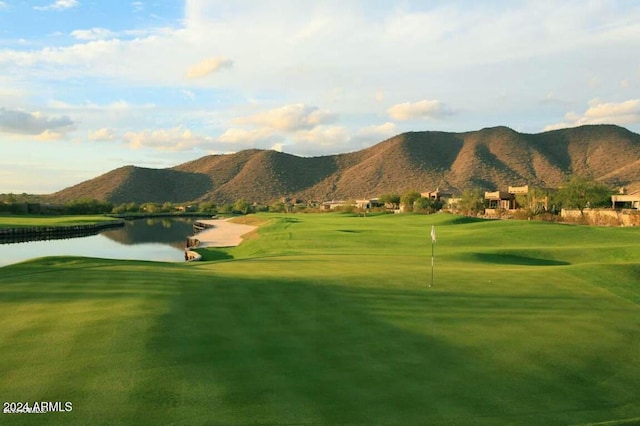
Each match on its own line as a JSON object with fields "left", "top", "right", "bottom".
{"left": 1, "top": 213, "right": 639, "bottom": 425}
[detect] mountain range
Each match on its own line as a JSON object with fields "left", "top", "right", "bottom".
{"left": 49, "top": 124, "right": 640, "bottom": 204}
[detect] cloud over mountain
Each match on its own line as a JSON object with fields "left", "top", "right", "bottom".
{"left": 124, "top": 127, "right": 214, "bottom": 151}
{"left": 235, "top": 104, "right": 335, "bottom": 131}
{"left": 545, "top": 99, "right": 640, "bottom": 131}
{"left": 388, "top": 100, "right": 454, "bottom": 121}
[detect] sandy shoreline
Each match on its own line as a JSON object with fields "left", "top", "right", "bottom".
{"left": 193, "top": 218, "right": 257, "bottom": 247}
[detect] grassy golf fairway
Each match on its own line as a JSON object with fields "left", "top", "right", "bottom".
{"left": 1, "top": 213, "right": 639, "bottom": 425}
{"left": 0, "top": 215, "right": 120, "bottom": 228}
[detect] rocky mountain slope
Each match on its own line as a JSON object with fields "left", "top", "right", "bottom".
{"left": 50, "top": 124, "right": 640, "bottom": 204}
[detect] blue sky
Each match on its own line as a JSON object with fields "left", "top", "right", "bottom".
{"left": 1, "top": 0, "right": 639, "bottom": 194}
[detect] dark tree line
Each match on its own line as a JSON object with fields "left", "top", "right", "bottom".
{"left": 1, "top": 175, "right": 616, "bottom": 218}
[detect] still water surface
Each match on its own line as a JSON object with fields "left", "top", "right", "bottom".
{"left": 0, "top": 218, "right": 201, "bottom": 267}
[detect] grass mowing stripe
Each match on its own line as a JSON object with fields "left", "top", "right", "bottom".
{"left": 1, "top": 213, "right": 639, "bottom": 424}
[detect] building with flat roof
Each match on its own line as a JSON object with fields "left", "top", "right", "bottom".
{"left": 484, "top": 191, "right": 516, "bottom": 210}
{"left": 611, "top": 189, "right": 640, "bottom": 209}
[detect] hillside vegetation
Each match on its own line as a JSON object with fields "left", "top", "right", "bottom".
{"left": 49, "top": 124, "right": 640, "bottom": 203}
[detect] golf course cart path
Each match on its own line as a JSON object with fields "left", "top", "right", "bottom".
{"left": 195, "top": 218, "right": 257, "bottom": 247}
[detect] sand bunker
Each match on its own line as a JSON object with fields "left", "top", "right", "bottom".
{"left": 194, "top": 218, "right": 257, "bottom": 247}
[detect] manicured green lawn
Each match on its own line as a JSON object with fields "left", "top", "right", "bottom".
{"left": 1, "top": 213, "right": 639, "bottom": 425}
{"left": 0, "top": 215, "right": 120, "bottom": 228}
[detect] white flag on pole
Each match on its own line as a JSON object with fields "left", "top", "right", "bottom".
{"left": 431, "top": 225, "right": 436, "bottom": 243}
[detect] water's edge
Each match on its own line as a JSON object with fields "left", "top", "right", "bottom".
{"left": 0, "top": 221, "right": 125, "bottom": 244}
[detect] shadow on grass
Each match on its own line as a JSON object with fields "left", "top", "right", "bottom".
{"left": 135, "top": 276, "right": 622, "bottom": 425}
{"left": 448, "top": 216, "right": 491, "bottom": 225}
{"left": 0, "top": 260, "right": 182, "bottom": 302}
{"left": 195, "top": 248, "right": 234, "bottom": 262}
{"left": 1, "top": 258, "right": 635, "bottom": 425}
{"left": 470, "top": 252, "right": 571, "bottom": 266}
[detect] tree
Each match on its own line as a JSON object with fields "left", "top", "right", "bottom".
{"left": 400, "top": 190, "right": 421, "bottom": 212}
{"left": 197, "top": 201, "right": 216, "bottom": 213}
{"left": 65, "top": 198, "right": 113, "bottom": 214}
{"left": 127, "top": 202, "right": 139, "bottom": 212}
{"left": 218, "top": 203, "right": 234, "bottom": 214}
{"left": 233, "top": 199, "right": 253, "bottom": 215}
{"left": 515, "top": 187, "right": 549, "bottom": 217}
{"left": 269, "top": 201, "right": 287, "bottom": 213}
{"left": 379, "top": 193, "right": 401, "bottom": 209}
{"left": 458, "top": 188, "right": 485, "bottom": 216}
{"left": 555, "top": 176, "right": 612, "bottom": 218}
{"left": 140, "top": 202, "right": 160, "bottom": 214}
{"left": 111, "top": 203, "right": 128, "bottom": 214}
{"left": 414, "top": 197, "right": 441, "bottom": 214}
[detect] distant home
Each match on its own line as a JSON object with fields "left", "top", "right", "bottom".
{"left": 611, "top": 188, "right": 640, "bottom": 210}
{"left": 421, "top": 188, "right": 459, "bottom": 210}
{"left": 485, "top": 185, "right": 548, "bottom": 215}
{"left": 355, "top": 198, "right": 383, "bottom": 209}
{"left": 322, "top": 200, "right": 351, "bottom": 211}
{"left": 485, "top": 190, "right": 517, "bottom": 210}
{"left": 421, "top": 188, "right": 455, "bottom": 202}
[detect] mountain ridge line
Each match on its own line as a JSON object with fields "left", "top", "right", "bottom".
{"left": 49, "top": 124, "right": 640, "bottom": 204}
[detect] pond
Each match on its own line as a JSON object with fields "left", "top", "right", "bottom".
{"left": 0, "top": 217, "right": 204, "bottom": 267}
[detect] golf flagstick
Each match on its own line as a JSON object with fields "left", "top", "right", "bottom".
{"left": 430, "top": 225, "right": 436, "bottom": 288}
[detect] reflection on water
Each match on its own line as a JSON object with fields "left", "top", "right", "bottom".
{"left": 0, "top": 217, "right": 203, "bottom": 267}
{"left": 101, "top": 218, "right": 197, "bottom": 249}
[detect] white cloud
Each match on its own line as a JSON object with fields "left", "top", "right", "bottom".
{"left": 1, "top": 38, "right": 124, "bottom": 68}
{"left": 286, "top": 126, "right": 359, "bottom": 156}
{"left": 235, "top": 104, "right": 335, "bottom": 132}
{"left": 4, "top": 0, "right": 640, "bottom": 194}
{"left": 88, "top": 128, "right": 117, "bottom": 141}
{"left": 219, "top": 127, "right": 349, "bottom": 157}
{"left": 34, "top": 0, "right": 79, "bottom": 11}
{"left": 0, "top": 1, "right": 7, "bottom": 10}
{"left": 48, "top": 99, "right": 154, "bottom": 111}
{"left": 186, "top": 57, "right": 233, "bottom": 79}
{"left": 0, "top": 33, "right": 177, "bottom": 85}
{"left": 4, "top": 0, "right": 640, "bottom": 98}
{"left": 215, "top": 103, "right": 341, "bottom": 153}
{"left": 358, "top": 122, "right": 397, "bottom": 138}
{"left": 218, "top": 127, "right": 278, "bottom": 146}
{"left": 71, "top": 28, "right": 116, "bottom": 41}
{"left": 123, "top": 127, "right": 214, "bottom": 151}
{"left": 131, "top": 1, "right": 143, "bottom": 13}
{"left": 36, "top": 130, "right": 66, "bottom": 141}
{"left": 388, "top": 100, "right": 454, "bottom": 121}
{"left": 293, "top": 126, "right": 350, "bottom": 147}
{"left": 584, "top": 99, "right": 640, "bottom": 123}
{"left": 544, "top": 99, "right": 640, "bottom": 131}
{"left": 0, "top": 107, "right": 75, "bottom": 135}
